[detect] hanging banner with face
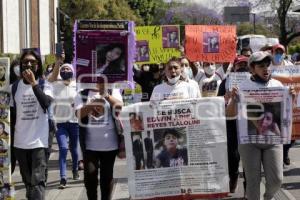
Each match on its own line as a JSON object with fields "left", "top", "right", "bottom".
{"left": 185, "top": 25, "right": 236, "bottom": 63}
{"left": 74, "top": 20, "right": 135, "bottom": 87}
{"left": 0, "top": 57, "right": 14, "bottom": 199}
{"left": 271, "top": 65, "right": 300, "bottom": 140}
{"left": 135, "top": 25, "right": 181, "bottom": 64}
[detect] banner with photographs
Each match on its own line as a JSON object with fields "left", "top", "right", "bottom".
{"left": 227, "top": 72, "right": 251, "bottom": 91}
{"left": 271, "top": 65, "right": 300, "bottom": 139}
{"left": 0, "top": 57, "right": 14, "bottom": 199}
{"left": 74, "top": 20, "right": 135, "bottom": 87}
{"left": 185, "top": 25, "right": 236, "bottom": 62}
{"left": 120, "top": 98, "right": 229, "bottom": 200}
{"left": 237, "top": 87, "right": 292, "bottom": 144}
{"left": 135, "top": 25, "right": 181, "bottom": 64}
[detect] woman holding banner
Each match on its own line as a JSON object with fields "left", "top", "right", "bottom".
{"left": 226, "top": 51, "right": 295, "bottom": 200}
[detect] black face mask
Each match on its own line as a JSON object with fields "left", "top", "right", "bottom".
{"left": 60, "top": 71, "right": 73, "bottom": 80}
{"left": 251, "top": 74, "right": 270, "bottom": 84}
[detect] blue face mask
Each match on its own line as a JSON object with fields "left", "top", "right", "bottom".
{"left": 274, "top": 53, "right": 283, "bottom": 64}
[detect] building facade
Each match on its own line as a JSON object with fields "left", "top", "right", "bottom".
{"left": 0, "top": 0, "right": 58, "bottom": 55}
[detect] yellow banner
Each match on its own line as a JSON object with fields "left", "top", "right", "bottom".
{"left": 135, "top": 25, "right": 181, "bottom": 64}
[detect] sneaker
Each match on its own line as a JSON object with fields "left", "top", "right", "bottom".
{"left": 229, "top": 177, "right": 238, "bottom": 193}
{"left": 73, "top": 170, "right": 80, "bottom": 180}
{"left": 59, "top": 178, "right": 67, "bottom": 189}
{"left": 284, "top": 157, "right": 290, "bottom": 165}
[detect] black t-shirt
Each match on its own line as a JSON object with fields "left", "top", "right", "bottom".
{"left": 157, "top": 148, "right": 188, "bottom": 167}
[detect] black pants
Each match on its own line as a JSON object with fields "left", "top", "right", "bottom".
{"left": 146, "top": 151, "right": 153, "bottom": 168}
{"left": 14, "top": 148, "right": 47, "bottom": 200}
{"left": 84, "top": 150, "right": 118, "bottom": 200}
{"left": 227, "top": 120, "right": 240, "bottom": 181}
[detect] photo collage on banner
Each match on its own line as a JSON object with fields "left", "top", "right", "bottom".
{"left": 0, "top": 57, "right": 14, "bottom": 199}
{"left": 74, "top": 20, "right": 135, "bottom": 89}
{"left": 135, "top": 25, "right": 181, "bottom": 64}
{"left": 237, "top": 87, "right": 292, "bottom": 145}
{"left": 185, "top": 25, "right": 236, "bottom": 63}
{"left": 271, "top": 65, "right": 300, "bottom": 139}
{"left": 121, "top": 98, "right": 229, "bottom": 200}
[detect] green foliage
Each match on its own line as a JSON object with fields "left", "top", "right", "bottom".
{"left": 43, "top": 54, "right": 56, "bottom": 69}
{"left": 237, "top": 22, "right": 276, "bottom": 37}
{"left": 288, "top": 43, "right": 300, "bottom": 54}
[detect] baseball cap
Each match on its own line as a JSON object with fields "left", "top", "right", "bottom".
{"left": 248, "top": 51, "right": 272, "bottom": 66}
{"left": 272, "top": 44, "right": 285, "bottom": 53}
{"left": 234, "top": 55, "right": 248, "bottom": 65}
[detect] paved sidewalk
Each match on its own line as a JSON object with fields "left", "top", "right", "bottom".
{"left": 12, "top": 141, "right": 300, "bottom": 199}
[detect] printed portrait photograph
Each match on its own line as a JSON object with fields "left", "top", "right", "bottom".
{"left": 0, "top": 156, "right": 9, "bottom": 168}
{"left": 136, "top": 40, "right": 150, "bottom": 62}
{"left": 0, "top": 139, "right": 8, "bottom": 154}
{"left": 0, "top": 58, "right": 9, "bottom": 89}
{"left": 0, "top": 92, "right": 10, "bottom": 106}
{"left": 153, "top": 128, "right": 188, "bottom": 168}
{"left": 162, "top": 26, "right": 179, "bottom": 48}
{"left": 0, "top": 121, "right": 9, "bottom": 138}
{"left": 131, "top": 132, "right": 145, "bottom": 170}
{"left": 247, "top": 103, "right": 281, "bottom": 137}
{"left": 95, "top": 43, "right": 126, "bottom": 75}
{"left": 129, "top": 112, "right": 144, "bottom": 132}
{"left": 0, "top": 108, "right": 8, "bottom": 120}
{"left": 203, "top": 32, "right": 220, "bottom": 53}
{"left": 142, "top": 130, "right": 155, "bottom": 169}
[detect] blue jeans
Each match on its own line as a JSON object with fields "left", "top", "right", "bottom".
{"left": 56, "top": 122, "right": 79, "bottom": 179}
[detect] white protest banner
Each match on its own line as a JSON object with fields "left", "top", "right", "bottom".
{"left": 228, "top": 72, "right": 251, "bottom": 91}
{"left": 271, "top": 65, "right": 300, "bottom": 139}
{"left": 237, "top": 87, "right": 292, "bottom": 144}
{"left": 120, "top": 98, "right": 229, "bottom": 200}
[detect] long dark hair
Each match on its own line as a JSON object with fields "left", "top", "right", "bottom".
{"left": 9, "top": 59, "right": 20, "bottom": 84}
{"left": 97, "top": 43, "right": 125, "bottom": 71}
{"left": 0, "top": 64, "right": 6, "bottom": 82}
{"left": 19, "top": 49, "right": 43, "bottom": 79}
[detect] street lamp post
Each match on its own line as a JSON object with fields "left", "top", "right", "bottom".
{"left": 251, "top": 13, "right": 256, "bottom": 34}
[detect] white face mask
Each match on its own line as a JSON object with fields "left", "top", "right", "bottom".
{"left": 14, "top": 65, "right": 20, "bottom": 77}
{"left": 167, "top": 75, "right": 180, "bottom": 85}
{"left": 143, "top": 65, "right": 150, "bottom": 72}
{"left": 183, "top": 67, "right": 193, "bottom": 79}
{"left": 204, "top": 64, "right": 216, "bottom": 76}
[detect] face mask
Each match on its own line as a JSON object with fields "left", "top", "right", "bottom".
{"left": 274, "top": 53, "right": 283, "bottom": 64}
{"left": 13, "top": 65, "right": 20, "bottom": 77}
{"left": 204, "top": 64, "right": 216, "bottom": 76}
{"left": 143, "top": 65, "right": 150, "bottom": 72}
{"left": 47, "top": 67, "right": 53, "bottom": 73}
{"left": 183, "top": 67, "right": 193, "bottom": 79}
{"left": 167, "top": 75, "right": 180, "bottom": 85}
{"left": 60, "top": 71, "right": 73, "bottom": 80}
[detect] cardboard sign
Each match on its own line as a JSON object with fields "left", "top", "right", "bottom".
{"left": 185, "top": 25, "right": 236, "bottom": 62}
{"left": 135, "top": 25, "right": 181, "bottom": 64}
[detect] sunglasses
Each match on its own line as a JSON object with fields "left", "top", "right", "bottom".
{"left": 22, "top": 59, "right": 38, "bottom": 66}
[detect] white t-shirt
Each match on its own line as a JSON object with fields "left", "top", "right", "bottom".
{"left": 150, "top": 80, "right": 201, "bottom": 101}
{"left": 74, "top": 89, "right": 122, "bottom": 151}
{"left": 12, "top": 79, "right": 53, "bottom": 149}
{"left": 197, "top": 74, "right": 222, "bottom": 97}
{"left": 239, "top": 78, "right": 284, "bottom": 89}
{"left": 52, "top": 80, "right": 78, "bottom": 123}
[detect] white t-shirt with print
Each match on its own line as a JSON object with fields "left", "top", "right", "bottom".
{"left": 52, "top": 80, "right": 78, "bottom": 123}
{"left": 12, "top": 79, "right": 53, "bottom": 149}
{"left": 197, "top": 74, "right": 222, "bottom": 97}
{"left": 74, "top": 89, "right": 122, "bottom": 151}
{"left": 150, "top": 80, "right": 200, "bottom": 101}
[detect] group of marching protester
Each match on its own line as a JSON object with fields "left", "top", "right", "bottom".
{"left": 6, "top": 39, "right": 299, "bottom": 200}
